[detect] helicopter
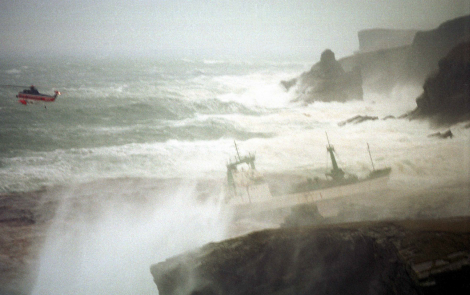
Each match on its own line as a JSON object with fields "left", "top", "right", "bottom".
{"left": 15, "top": 85, "right": 60, "bottom": 105}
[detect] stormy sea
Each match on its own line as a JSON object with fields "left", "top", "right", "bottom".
{"left": 1, "top": 56, "right": 469, "bottom": 295}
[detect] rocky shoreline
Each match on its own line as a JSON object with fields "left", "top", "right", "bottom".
{"left": 0, "top": 189, "right": 58, "bottom": 295}
{"left": 1, "top": 178, "right": 469, "bottom": 294}
{"left": 151, "top": 180, "right": 470, "bottom": 295}
{"left": 151, "top": 217, "right": 470, "bottom": 295}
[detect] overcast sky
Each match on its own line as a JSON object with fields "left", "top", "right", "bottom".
{"left": 1, "top": 0, "right": 469, "bottom": 60}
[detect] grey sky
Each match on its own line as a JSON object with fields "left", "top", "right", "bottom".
{"left": 1, "top": 0, "right": 469, "bottom": 60}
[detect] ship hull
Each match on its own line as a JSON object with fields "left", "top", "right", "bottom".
{"left": 226, "top": 172, "right": 391, "bottom": 214}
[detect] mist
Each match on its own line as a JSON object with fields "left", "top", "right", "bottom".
{"left": 31, "top": 179, "right": 229, "bottom": 295}
{"left": 1, "top": 1, "right": 469, "bottom": 60}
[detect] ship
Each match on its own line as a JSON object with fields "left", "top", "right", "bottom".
{"left": 225, "top": 134, "right": 391, "bottom": 209}
{"left": 225, "top": 141, "right": 272, "bottom": 205}
{"left": 288, "top": 133, "right": 392, "bottom": 197}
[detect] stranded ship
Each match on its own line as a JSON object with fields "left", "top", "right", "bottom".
{"left": 225, "top": 135, "right": 391, "bottom": 207}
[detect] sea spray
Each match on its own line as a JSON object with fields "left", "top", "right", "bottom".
{"left": 31, "top": 178, "right": 229, "bottom": 295}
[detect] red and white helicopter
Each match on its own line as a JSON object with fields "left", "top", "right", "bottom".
{"left": 16, "top": 85, "right": 60, "bottom": 105}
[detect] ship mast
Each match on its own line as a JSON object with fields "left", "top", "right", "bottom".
{"left": 367, "top": 143, "right": 375, "bottom": 171}
{"left": 226, "top": 141, "right": 256, "bottom": 197}
{"left": 325, "top": 132, "right": 344, "bottom": 181}
{"left": 234, "top": 140, "right": 241, "bottom": 161}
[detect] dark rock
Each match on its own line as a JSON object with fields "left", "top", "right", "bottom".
{"left": 281, "top": 203, "right": 324, "bottom": 228}
{"left": 427, "top": 130, "right": 454, "bottom": 139}
{"left": 150, "top": 218, "right": 470, "bottom": 295}
{"left": 280, "top": 78, "right": 297, "bottom": 91}
{"left": 286, "top": 49, "right": 363, "bottom": 103}
{"left": 338, "top": 115, "right": 379, "bottom": 126}
{"left": 382, "top": 115, "right": 396, "bottom": 120}
{"left": 408, "top": 42, "right": 470, "bottom": 125}
{"left": 151, "top": 226, "right": 418, "bottom": 295}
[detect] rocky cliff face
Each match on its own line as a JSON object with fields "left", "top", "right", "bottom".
{"left": 407, "top": 15, "right": 470, "bottom": 84}
{"left": 408, "top": 42, "right": 470, "bottom": 125}
{"left": 287, "top": 15, "right": 470, "bottom": 98}
{"left": 357, "top": 28, "right": 417, "bottom": 53}
{"left": 339, "top": 46, "right": 411, "bottom": 94}
{"left": 150, "top": 218, "right": 470, "bottom": 295}
{"left": 282, "top": 49, "right": 363, "bottom": 104}
{"left": 151, "top": 226, "right": 417, "bottom": 295}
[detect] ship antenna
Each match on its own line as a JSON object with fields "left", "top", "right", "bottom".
{"left": 234, "top": 140, "right": 241, "bottom": 161}
{"left": 367, "top": 143, "right": 376, "bottom": 171}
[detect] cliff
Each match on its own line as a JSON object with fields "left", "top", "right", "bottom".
{"left": 407, "top": 15, "right": 470, "bottom": 84}
{"left": 408, "top": 42, "right": 470, "bottom": 125}
{"left": 357, "top": 28, "right": 417, "bottom": 53}
{"left": 151, "top": 218, "right": 470, "bottom": 295}
{"left": 284, "top": 15, "right": 470, "bottom": 98}
{"left": 339, "top": 45, "right": 411, "bottom": 94}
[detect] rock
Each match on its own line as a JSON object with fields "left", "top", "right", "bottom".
{"left": 408, "top": 42, "right": 470, "bottom": 125}
{"left": 427, "top": 130, "right": 453, "bottom": 139}
{"left": 280, "top": 78, "right": 297, "bottom": 91}
{"left": 151, "top": 225, "right": 417, "bottom": 295}
{"left": 340, "top": 15, "right": 470, "bottom": 95}
{"left": 284, "top": 49, "right": 363, "bottom": 103}
{"left": 282, "top": 16, "right": 470, "bottom": 99}
{"left": 338, "top": 115, "right": 378, "bottom": 126}
{"left": 150, "top": 218, "right": 470, "bottom": 295}
{"left": 407, "top": 15, "right": 470, "bottom": 84}
{"left": 281, "top": 203, "right": 324, "bottom": 228}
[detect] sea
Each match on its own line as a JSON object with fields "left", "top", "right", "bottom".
{"left": 1, "top": 55, "right": 469, "bottom": 294}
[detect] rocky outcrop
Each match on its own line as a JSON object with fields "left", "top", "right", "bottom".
{"left": 407, "top": 15, "right": 470, "bottom": 84}
{"left": 150, "top": 218, "right": 470, "bottom": 295}
{"left": 283, "top": 16, "right": 470, "bottom": 100}
{"left": 343, "top": 15, "right": 470, "bottom": 95}
{"left": 283, "top": 49, "right": 363, "bottom": 103}
{"left": 408, "top": 42, "right": 470, "bottom": 125}
{"left": 338, "top": 45, "right": 412, "bottom": 94}
{"left": 358, "top": 28, "right": 417, "bottom": 53}
{"left": 281, "top": 203, "right": 324, "bottom": 227}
